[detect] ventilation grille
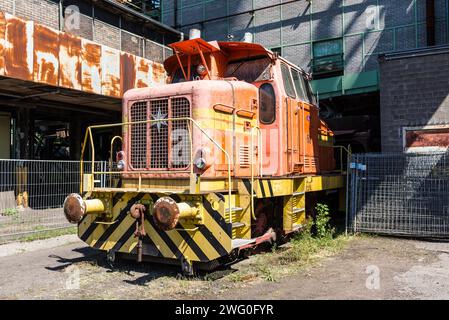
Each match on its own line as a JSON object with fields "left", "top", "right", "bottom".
{"left": 239, "top": 145, "right": 250, "bottom": 168}
{"left": 129, "top": 97, "right": 191, "bottom": 170}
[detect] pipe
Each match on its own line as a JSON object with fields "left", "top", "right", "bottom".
{"left": 102, "top": 0, "right": 183, "bottom": 40}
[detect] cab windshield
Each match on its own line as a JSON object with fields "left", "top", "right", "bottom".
{"left": 171, "top": 65, "right": 200, "bottom": 83}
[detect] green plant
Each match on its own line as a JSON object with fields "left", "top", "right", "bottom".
{"left": 315, "top": 203, "right": 333, "bottom": 239}
{"left": 2, "top": 207, "right": 19, "bottom": 216}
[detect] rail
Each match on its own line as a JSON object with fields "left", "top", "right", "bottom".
{"left": 80, "top": 117, "right": 234, "bottom": 223}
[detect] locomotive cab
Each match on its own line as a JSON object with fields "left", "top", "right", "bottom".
{"left": 64, "top": 38, "right": 345, "bottom": 274}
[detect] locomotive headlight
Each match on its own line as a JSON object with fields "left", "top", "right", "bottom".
{"left": 117, "top": 159, "right": 126, "bottom": 171}
{"left": 116, "top": 151, "right": 125, "bottom": 170}
{"left": 196, "top": 64, "right": 207, "bottom": 76}
{"left": 193, "top": 147, "right": 211, "bottom": 171}
{"left": 194, "top": 157, "right": 207, "bottom": 170}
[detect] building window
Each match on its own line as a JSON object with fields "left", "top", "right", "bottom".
{"left": 271, "top": 47, "right": 282, "bottom": 56}
{"left": 281, "top": 63, "right": 296, "bottom": 98}
{"left": 259, "top": 83, "right": 276, "bottom": 124}
{"left": 312, "top": 38, "right": 344, "bottom": 79}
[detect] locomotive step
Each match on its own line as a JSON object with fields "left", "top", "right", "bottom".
{"left": 232, "top": 222, "right": 245, "bottom": 229}
{"left": 232, "top": 238, "right": 256, "bottom": 249}
{"left": 292, "top": 207, "right": 305, "bottom": 214}
{"left": 225, "top": 206, "right": 243, "bottom": 213}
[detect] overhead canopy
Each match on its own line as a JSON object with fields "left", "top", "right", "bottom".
{"left": 164, "top": 38, "right": 274, "bottom": 75}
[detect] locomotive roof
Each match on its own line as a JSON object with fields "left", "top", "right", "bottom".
{"left": 163, "top": 38, "right": 309, "bottom": 78}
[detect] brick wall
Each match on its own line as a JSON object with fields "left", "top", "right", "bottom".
{"left": 93, "top": 19, "right": 120, "bottom": 50}
{"left": 379, "top": 46, "right": 449, "bottom": 152}
{"left": 15, "top": 0, "right": 59, "bottom": 30}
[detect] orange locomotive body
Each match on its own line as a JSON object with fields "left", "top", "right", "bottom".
{"left": 64, "top": 38, "right": 344, "bottom": 274}
{"left": 122, "top": 38, "right": 336, "bottom": 178}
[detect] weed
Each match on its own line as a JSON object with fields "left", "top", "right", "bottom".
{"left": 315, "top": 203, "right": 334, "bottom": 239}
{"left": 2, "top": 208, "right": 19, "bottom": 217}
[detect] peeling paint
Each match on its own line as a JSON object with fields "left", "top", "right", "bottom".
{"left": 59, "top": 32, "right": 82, "bottom": 90}
{"left": 33, "top": 24, "right": 59, "bottom": 85}
{"left": 0, "top": 10, "right": 167, "bottom": 98}
{"left": 101, "top": 46, "right": 120, "bottom": 97}
{"left": 81, "top": 39, "right": 101, "bottom": 94}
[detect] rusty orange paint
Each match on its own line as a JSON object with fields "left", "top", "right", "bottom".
{"left": 0, "top": 10, "right": 168, "bottom": 98}
{"left": 81, "top": 40, "right": 102, "bottom": 94}
{"left": 101, "top": 46, "right": 120, "bottom": 97}
{"left": 33, "top": 24, "right": 59, "bottom": 85}
{"left": 152, "top": 61, "right": 166, "bottom": 84}
{"left": 120, "top": 53, "right": 136, "bottom": 96}
{"left": 135, "top": 57, "right": 151, "bottom": 88}
{"left": 406, "top": 129, "right": 449, "bottom": 148}
{"left": 3, "top": 15, "right": 33, "bottom": 81}
{"left": 0, "top": 11, "right": 6, "bottom": 75}
{"left": 59, "top": 32, "right": 82, "bottom": 90}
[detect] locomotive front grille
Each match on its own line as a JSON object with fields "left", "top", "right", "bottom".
{"left": 129, "top": 97, "right": 191, "bottom": 171}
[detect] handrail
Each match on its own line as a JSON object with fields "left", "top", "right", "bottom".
{"left": 250, "top": 126, "right": 263, "bottom": 220}
{"left": 109, "top": 135, "right": 123, "bottom": 171}
{"left": 80, "top": 117, "right": 233, "bottom": 223}
{"left": 331, "top": 145, "right": 351, "bottom": 173}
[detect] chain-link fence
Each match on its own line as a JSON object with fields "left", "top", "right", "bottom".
{"left": 0, "top": 160, "right": 103, "bottom": 244}
{"left": 348, "top": 152, "right": 449, "bottom": 238}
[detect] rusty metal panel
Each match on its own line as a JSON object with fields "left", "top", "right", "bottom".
{"left": 81, "top": 39, "right": 102, "bottom": 94}
{"left": 406, "top": 128, "right": 449, "bottom": 148}
{"left": 152, "top": 61, "right": 166, "bottom": 85}
{"left": 0, "top": 10, "right": 166, "bottom": 98}
{"left": 0, "top": 11, "right": 6, "bottom": 75}
{"left": 59, "top": 32, "right": 82, "bottom": 90}
{"left": 3, "top": 13, "right": 34, "bottom": 81}
{"left": 135, "top": 56, "right": 152, "bottom": 88}
{"left": 101, "top": 46, "right": 120, "bottom": 98}
{"left": 120, "top": 52, "right": 136, "bottom": 96}
{"left": 33, "top": 24, "right": 59, "bottom": 85}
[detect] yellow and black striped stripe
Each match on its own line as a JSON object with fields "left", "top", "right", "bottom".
{"left": 78, "top": 192, "right": 232, "bottom": 264}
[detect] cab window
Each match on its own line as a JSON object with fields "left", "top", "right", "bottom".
{"left": 281, "top": 63, "right": 296, "bottom": 98}
{"left": 259, "top": 83, "right": 276, "bottom": 124}
{"left": 291, "top": 68, "right": 308, "bottom": 102}
{"left": 171, "top": 65, "right": 199, "bottom": 83}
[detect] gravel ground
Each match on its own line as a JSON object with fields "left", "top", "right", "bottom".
{"left": 0, "top": 235, "right": 448, "bottom": 299}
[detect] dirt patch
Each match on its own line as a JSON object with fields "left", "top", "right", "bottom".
{"left": 1, "top": 236, "right": 449, "bottom": 299}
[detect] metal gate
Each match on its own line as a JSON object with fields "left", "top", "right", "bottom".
{"left": 348, "top": 152, "right": 449, "bottom": 238}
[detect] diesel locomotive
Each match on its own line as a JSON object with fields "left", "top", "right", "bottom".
{"left": 63, "top": 38, "right": 346, "bottom": 274}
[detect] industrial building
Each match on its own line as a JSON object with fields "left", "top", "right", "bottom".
{"left": 0, "top": 0, "right": 181, "bottom": 160}
{"left": 161, "top": 0, "right": 449, "bottom": 153}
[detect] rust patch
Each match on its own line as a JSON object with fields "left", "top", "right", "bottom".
{"left": 101, "top": 46, "right": 120, "bottom": 97}
{"left": 81, "top": 40, "right": 102, "bottom": 94}
{"left": 33, "top": 24, "right": 59, "bottom": 85}
{"left": 135, "top": 57, "right": 151, "bottom": 88}
{"left": 120, "top": 53, "right": 135, "bottom": 96}
{"left": 152, "top": 61, "right": 166, "bottom": 84}
{"left": 4, "top": 16, "right": 33, "bottom": 81}
{"left": 406, "top": 129, "right": 449, "bottom": 148}
{"left": 59, "top": 32, "right": 82, "bottom": 90}
{"left": 0, "top": 11, "right": 6, "bottom": 75}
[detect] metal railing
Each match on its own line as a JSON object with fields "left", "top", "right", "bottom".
{"left": 348, "top": 152, "right": 449, "bottom": 238}
{"left": 81, "top": 117, "right": 234, "bottom": 222}
{"left": 0, "top": 159, "right": 96, "bottom": 244}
